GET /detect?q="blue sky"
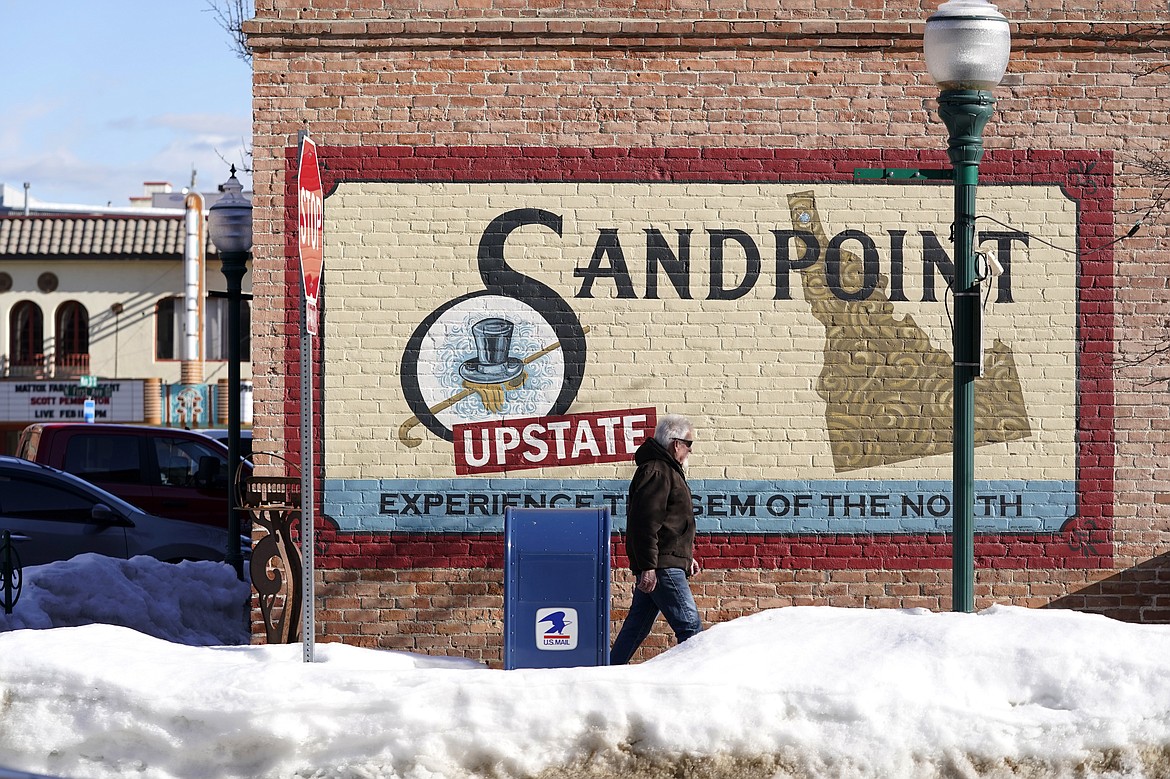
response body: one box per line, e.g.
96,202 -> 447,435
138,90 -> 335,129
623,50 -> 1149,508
2,1 -> 252,207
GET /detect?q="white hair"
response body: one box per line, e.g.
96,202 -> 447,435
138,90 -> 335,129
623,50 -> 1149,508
654,414 -> 694,447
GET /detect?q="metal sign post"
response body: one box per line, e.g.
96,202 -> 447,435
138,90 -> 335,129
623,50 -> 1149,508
299,299 -> 315,663
297,130 -> 324,662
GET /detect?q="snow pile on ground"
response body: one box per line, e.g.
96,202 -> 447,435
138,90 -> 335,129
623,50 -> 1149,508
1,555 -> 1169,778
0,553 -> 249,645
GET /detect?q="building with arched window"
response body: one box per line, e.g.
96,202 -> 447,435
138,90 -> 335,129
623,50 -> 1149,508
54,300 -> 89,376
0,207 -> 253,453
7,299 -> 43,375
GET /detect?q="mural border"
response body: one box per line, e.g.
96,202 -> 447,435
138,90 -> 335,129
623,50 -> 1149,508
280,146 -> 1115,570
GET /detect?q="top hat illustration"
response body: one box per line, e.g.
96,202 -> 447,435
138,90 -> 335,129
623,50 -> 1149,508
459,317 -> 525,384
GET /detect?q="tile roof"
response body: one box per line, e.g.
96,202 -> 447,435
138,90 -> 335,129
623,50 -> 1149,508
0,214 -> 216,259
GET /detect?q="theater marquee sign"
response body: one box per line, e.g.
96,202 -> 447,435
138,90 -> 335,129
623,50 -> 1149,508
301,148 -> 1113,568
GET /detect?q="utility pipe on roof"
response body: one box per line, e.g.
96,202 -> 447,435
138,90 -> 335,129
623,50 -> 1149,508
181,192 -> 205,384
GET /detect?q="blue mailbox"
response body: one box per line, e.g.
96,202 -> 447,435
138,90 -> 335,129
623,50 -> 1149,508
503,507 -> 611,670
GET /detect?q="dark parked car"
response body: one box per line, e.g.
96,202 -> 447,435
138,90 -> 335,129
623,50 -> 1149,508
14,423 -> 251,530
196,429 -> 254,461
0,456 -> 237,568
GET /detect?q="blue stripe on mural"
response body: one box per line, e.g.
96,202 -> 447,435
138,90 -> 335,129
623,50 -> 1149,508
323,478 -> 1076,534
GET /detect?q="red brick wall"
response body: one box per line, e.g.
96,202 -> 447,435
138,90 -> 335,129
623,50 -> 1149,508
246,3 -> 1170,665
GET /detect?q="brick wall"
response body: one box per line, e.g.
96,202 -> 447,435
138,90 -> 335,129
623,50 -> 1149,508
246,2 -> 1170,666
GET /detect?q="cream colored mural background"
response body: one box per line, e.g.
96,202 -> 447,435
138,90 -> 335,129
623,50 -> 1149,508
322,182 -> 1077,484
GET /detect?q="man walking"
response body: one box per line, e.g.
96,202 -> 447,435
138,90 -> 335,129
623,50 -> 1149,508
610,413 -> 702,665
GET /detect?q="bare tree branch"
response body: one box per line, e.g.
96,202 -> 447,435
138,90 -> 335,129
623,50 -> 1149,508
1121,155 -> 1170,228
216,144 -> 254,176
205,0 -> 253,64
1118,314 -> 1170,389
204,1 -> 254,172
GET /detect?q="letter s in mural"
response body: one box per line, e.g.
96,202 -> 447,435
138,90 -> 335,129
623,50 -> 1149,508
398,209 -> 587,447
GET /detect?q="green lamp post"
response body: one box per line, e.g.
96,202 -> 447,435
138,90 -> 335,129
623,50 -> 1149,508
924,0 -> 1011,612
207,166 -> 253,580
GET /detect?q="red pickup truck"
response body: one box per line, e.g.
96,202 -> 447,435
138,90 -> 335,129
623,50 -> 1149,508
14,423 -> 250,529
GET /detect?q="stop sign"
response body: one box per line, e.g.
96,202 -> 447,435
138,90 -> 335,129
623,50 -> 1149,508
297,134 -> 324,334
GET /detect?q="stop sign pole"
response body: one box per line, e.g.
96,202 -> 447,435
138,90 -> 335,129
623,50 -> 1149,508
297,130 -> 323,663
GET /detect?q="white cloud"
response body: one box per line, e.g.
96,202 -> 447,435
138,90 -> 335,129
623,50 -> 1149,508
150,134 -> 253,193
0,149 -> 120,204
0,100 -> 61,154
2,4 -> 252,207
2,121 -> 252,206
150,112 -> 251,135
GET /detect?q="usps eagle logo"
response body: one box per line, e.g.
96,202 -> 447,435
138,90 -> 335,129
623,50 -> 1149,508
535,608 -> 578,651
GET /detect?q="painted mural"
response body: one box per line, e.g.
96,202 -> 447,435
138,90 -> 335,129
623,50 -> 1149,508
297,148 -> 1113,568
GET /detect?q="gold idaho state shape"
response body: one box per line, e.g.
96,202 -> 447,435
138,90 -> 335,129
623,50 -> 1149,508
786,191 -> 1032,473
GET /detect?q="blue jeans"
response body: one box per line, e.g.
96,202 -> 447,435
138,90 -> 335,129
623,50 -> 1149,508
610,567 -> 702,665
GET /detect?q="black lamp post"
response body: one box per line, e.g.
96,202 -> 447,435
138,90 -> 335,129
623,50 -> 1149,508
924,0 -> 1011,612
207,165 -> 252,580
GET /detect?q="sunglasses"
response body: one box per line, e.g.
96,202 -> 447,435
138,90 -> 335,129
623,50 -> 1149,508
674,438 -> 693,449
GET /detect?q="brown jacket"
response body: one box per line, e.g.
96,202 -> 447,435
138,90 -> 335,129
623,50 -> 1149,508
625,437 -> 695,572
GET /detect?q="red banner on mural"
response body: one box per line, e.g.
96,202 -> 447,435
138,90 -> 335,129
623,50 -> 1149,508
454,407 -> 657,475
